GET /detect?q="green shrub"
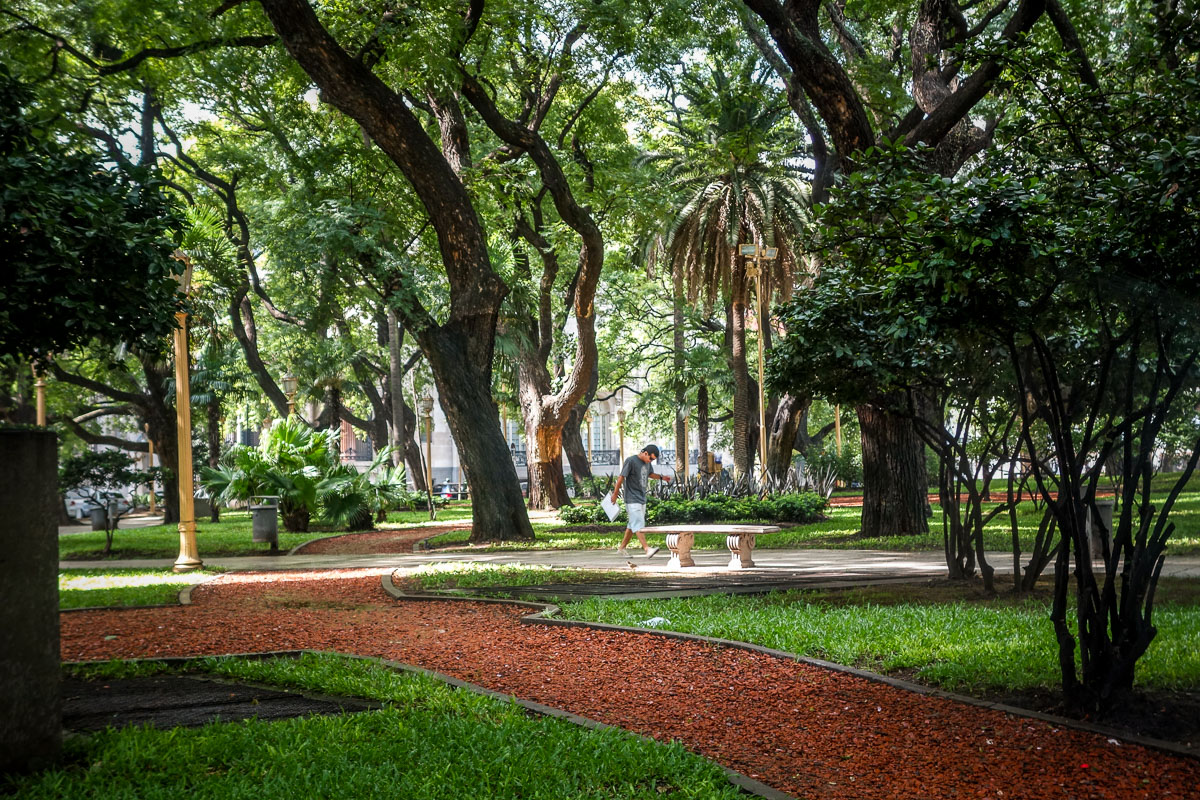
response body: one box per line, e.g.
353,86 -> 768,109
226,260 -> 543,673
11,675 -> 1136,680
558,503 -> 624,525
647,492 -> 825,524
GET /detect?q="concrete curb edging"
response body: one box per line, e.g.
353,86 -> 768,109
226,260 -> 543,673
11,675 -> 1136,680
65,649 -> 788,800
382,571 -> 1200,764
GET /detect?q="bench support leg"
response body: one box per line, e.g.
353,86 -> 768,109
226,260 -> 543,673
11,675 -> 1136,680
726,533 -> 756,569
665,532 -> 696,569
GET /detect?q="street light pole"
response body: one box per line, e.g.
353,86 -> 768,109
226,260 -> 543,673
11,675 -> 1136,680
32,364 -> 46,426
584,409 -> 593,466
171,251 -> 202,573
739,243 -> 778,483
282,373 -> 299,417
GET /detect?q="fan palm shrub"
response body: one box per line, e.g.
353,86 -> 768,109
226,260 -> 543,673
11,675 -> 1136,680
201,416 -> 336,532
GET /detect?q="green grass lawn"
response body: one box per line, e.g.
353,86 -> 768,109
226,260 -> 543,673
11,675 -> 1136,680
58,568 -> 222,609
422,494 -> 1200,557
5,653 -> 743,800
58,488 -> 1200,560
57,506 -> 474,561
556,578 -> 1200,695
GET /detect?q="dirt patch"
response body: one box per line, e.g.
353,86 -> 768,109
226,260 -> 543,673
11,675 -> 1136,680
988,686 -> 1200,747
62,673 -> 380,731
292,524 -> 469,555
60,570 -> 1200,799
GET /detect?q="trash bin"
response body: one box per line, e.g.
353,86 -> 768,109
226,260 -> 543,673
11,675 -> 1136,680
89,506 -> 107,531
250,496 -> 279,548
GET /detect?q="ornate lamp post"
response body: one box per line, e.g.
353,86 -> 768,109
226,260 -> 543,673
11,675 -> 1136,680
584,409 -> 593,466
281,373 -> 299,417
738,243 -> 778,480
145,423 -> 156,514
171,250 -> 202,572
32,364 -> 46,426
419,392 -> 435,517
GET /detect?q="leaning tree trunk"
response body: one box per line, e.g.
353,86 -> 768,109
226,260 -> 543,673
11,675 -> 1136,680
563,405 -> 593,483
425,327 -> 535,543
400,400 -> 427,492
765,393 -> 809,481
857,403 -> 929,537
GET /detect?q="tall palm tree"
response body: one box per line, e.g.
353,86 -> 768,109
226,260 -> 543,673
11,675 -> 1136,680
644,58 -> 810,478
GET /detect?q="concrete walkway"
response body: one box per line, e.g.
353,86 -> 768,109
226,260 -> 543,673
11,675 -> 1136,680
60,545 -> 1200,581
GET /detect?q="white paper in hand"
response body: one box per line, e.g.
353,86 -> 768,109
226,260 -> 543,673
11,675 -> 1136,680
600,494 -> 620,522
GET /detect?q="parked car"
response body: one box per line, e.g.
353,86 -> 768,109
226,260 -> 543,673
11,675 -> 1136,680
64,490 -> 131,520
436,482 -> 470,501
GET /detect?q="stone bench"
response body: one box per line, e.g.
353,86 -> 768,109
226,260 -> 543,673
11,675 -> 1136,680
639,524 -> 782,570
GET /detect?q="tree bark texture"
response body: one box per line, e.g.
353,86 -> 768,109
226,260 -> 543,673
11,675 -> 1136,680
857,403 -> 929,537
697,382 -> 710,472
730,291 -> 751,478
387,308 -> 405,467
563,404 -> 593,482
426,326 -> 535,542
765,393 -> 808,480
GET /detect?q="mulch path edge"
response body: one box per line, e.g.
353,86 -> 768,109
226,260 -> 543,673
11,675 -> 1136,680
380,572 -> 1200,764
63,648 -> 791,800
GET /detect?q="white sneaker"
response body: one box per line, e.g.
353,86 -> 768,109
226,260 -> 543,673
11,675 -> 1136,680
617,548 -> 629,558
645,546 -> 660,559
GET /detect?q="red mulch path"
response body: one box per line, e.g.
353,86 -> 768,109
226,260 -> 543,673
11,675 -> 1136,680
292,523 -> 468,555
61,570 -> 1199,799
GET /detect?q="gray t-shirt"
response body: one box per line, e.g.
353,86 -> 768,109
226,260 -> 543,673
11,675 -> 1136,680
620,455 -> 652,504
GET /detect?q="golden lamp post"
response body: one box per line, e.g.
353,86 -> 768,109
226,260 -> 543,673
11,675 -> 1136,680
144,423 -> 156,514
584,409 -> 593,466
171,250 -> 202,573
739,243 -> 778,481
281,373 -> 299,417
32,364 -> 46,426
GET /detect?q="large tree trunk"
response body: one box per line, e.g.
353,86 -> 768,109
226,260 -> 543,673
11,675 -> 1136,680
261,0 -> 534,542
765,393 -> 809,481
425,327 -> 534,543
730,295 -> 752,478
697,382 -> 710,472
858,403 -> 929,537
400,400 -> 427,492
519,352 -> 572,510
524,409 -> 571,509
387,308 -> 405,467
563,405 -> 592,482
145,409 -> 179,525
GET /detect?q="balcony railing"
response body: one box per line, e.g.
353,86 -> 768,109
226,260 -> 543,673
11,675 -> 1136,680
509,449 -> 620,466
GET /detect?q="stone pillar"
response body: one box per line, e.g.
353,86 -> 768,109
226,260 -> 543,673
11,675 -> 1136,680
0,429 -> 61,772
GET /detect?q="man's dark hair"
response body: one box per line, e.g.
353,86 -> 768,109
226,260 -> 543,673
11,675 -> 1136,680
642,444 -> 660,459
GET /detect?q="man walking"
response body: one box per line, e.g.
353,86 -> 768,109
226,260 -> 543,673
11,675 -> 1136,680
611,444 -> 671,558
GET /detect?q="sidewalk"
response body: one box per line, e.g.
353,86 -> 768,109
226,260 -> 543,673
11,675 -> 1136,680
60,546 -> 1200,581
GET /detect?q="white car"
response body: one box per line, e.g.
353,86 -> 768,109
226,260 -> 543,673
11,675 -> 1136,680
64,490 -> 131,520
